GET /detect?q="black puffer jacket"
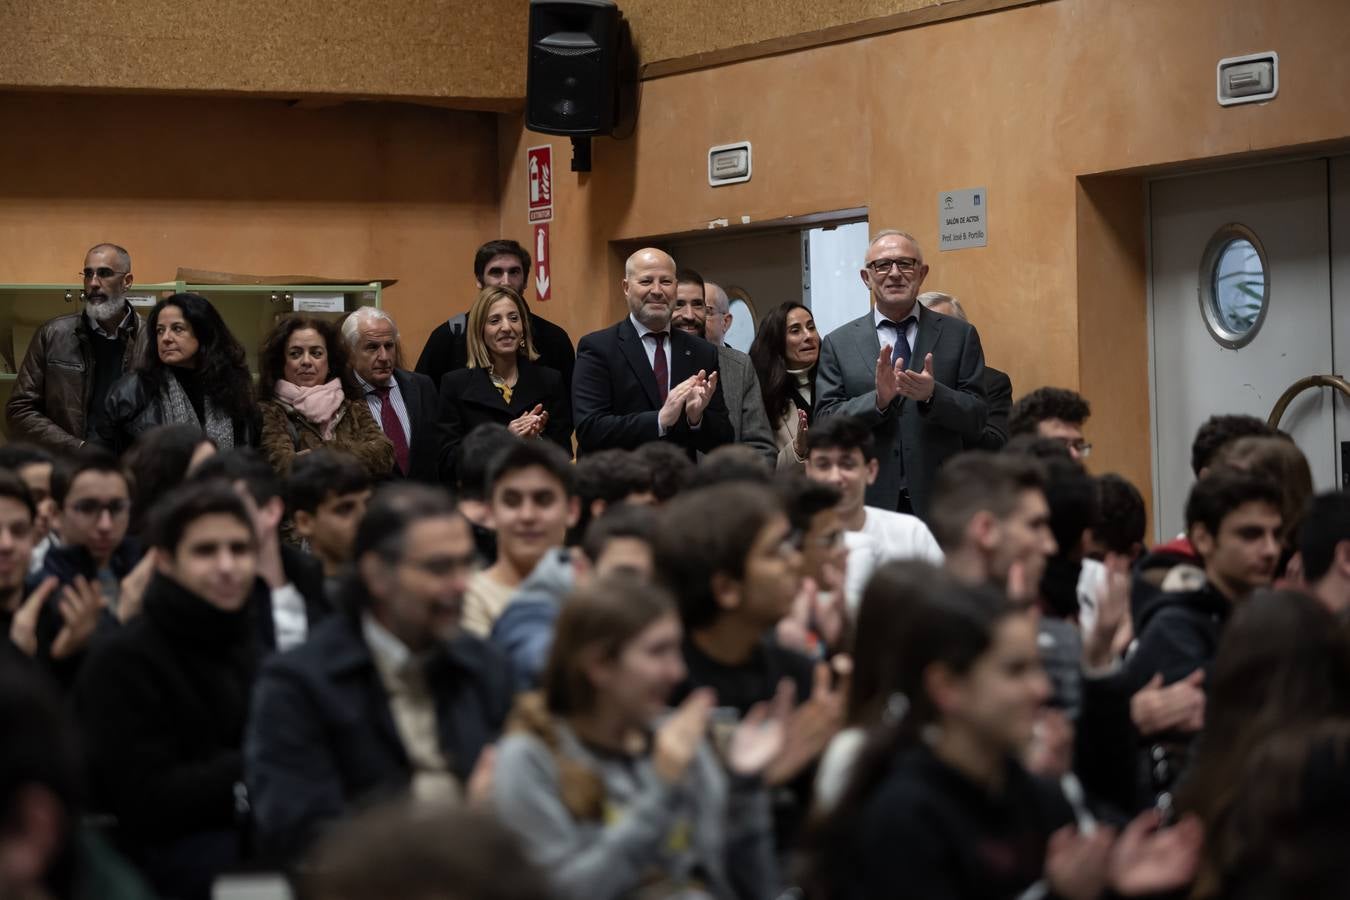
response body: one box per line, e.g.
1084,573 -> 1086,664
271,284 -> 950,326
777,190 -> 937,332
73,573 -> 257,900
98,369 -> 259,456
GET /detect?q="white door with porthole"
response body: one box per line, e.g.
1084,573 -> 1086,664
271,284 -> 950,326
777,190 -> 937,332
1149,158 -> 1348,539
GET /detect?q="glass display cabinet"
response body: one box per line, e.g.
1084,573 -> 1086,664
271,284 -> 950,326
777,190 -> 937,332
0,278 -> 385,441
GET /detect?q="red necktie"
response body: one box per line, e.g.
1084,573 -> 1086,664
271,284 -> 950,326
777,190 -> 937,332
652,333 -> 669,404
375,385 -> 410,475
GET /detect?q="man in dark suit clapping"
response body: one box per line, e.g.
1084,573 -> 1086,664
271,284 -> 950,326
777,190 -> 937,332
345,308 -> 441,483
572,248 -> 733,458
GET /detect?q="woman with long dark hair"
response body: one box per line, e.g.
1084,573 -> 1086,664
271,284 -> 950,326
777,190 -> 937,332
1178,589 -> 1350,898
257,316 -> 393,477
749,302 -> 819,470
814,560 -> 949,809
799,583 -> 1203,900
492,575 -> 791,900
100,293 -> 258,454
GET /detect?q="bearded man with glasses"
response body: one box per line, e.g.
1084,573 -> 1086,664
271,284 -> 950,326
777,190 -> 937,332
815,229 -> 989,521
7,243 -> 147,452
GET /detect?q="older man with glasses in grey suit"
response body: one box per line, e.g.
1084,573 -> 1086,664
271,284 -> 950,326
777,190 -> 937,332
814,230 -> 988,520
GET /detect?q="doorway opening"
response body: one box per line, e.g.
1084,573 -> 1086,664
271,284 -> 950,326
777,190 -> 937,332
615,207 -> 868,352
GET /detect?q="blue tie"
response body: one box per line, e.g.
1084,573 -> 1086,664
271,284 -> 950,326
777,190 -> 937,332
884,317 -> 916,369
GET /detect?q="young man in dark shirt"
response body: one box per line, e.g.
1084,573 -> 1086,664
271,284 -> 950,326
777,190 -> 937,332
655,482 -> 844,854
415,239 -> 575,393
74,482 -> 260,900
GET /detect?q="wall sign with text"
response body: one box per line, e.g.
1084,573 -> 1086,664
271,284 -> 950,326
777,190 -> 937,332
938,187 -> 988,250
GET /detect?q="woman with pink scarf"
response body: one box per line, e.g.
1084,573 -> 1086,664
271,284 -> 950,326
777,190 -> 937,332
258,317 -> 393,477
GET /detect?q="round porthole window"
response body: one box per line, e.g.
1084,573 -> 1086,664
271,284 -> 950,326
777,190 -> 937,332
1199,224 -> 1269,349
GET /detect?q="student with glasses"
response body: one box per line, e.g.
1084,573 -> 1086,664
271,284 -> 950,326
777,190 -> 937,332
19,450 -> 142,686
6,243 -> 148,453
815,229 -> 989,521
1009,386 -> 1094,462
656,482 -> 848,858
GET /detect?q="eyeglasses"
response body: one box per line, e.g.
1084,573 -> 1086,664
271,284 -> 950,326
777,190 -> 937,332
866,258 -> 921,275
68,499 -> 130,520
1058,439 -> 1093,458
81,267 -> 127,281
401,552 -> 480,577
775,529 -> 806,559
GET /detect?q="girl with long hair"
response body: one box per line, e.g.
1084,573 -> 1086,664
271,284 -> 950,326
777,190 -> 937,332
1178,589 -> 1350,898
799,583 -> 1202,900
749,302 -> 819,470
492,575 -> 792,900
100,292 -> 257,454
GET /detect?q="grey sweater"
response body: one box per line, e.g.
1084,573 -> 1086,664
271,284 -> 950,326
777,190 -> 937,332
492,722 -> 777,900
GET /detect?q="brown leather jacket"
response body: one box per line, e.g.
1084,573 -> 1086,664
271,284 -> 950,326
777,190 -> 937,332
258,396 -> 394,477
5,308 -> 144,452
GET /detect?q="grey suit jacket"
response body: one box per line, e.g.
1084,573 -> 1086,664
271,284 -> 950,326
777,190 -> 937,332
815,308 -> 988,520
716,345 -> 779,464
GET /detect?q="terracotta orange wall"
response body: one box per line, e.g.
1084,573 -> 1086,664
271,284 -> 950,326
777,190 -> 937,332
0,92 -> 500,360
499,0 -> 1350,520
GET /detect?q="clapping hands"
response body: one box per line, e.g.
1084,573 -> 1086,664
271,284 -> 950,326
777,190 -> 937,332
658,370 -> 719,430
875,347 -> 936,409
508,404 -> 550,439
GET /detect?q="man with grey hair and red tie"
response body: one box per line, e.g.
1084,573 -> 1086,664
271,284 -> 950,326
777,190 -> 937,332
343,307 -> 442,482
815,230 -> 988,520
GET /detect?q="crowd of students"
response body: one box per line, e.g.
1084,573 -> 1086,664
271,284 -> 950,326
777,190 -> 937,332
1,239 -> 1348,900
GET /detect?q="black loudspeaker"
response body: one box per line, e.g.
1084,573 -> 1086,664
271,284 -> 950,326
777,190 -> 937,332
526,0 -> 621,138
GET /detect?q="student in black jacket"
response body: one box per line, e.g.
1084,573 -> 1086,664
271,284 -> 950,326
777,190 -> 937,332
24,451 -> 142,687
191,449 -> 329,652
800,580 -> 1202,900
246,484 -> 514,865
73,481 -> 261,900
1083,468 -> 1283,811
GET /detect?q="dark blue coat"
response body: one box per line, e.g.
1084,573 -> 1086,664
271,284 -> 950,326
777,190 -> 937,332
245,612 -> 515,862
571,317 -> 733,457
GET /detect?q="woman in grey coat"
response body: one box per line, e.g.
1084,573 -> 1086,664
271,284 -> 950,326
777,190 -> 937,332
492,576 -> 793,900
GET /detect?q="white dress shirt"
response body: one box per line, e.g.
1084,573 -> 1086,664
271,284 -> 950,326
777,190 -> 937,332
873,303 -> 921,367
270,583 -> 309,651
628,313 -> 672,396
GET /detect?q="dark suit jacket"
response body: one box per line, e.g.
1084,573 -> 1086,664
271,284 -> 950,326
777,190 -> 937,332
435,359 -> 573,481
815,308 -> 987,520
245,613 -> 516,863
415,311 -> 575,395
572,318 -> 733,457
972,365 -> 1013,451
388,369 -> 442,483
